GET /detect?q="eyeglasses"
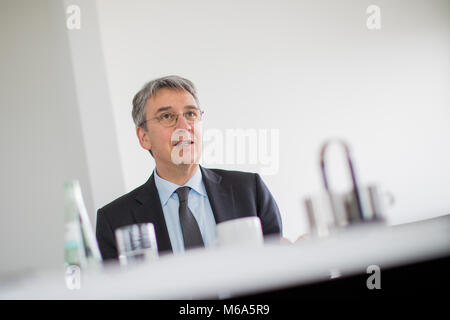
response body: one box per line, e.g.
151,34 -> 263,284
140,108 -> 204,128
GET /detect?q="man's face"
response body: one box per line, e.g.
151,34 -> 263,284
137,88 -> 203,167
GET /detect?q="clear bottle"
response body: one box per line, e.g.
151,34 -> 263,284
63,180 -> 102,288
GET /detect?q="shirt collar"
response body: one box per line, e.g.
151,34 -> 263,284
154,166 -> 207,207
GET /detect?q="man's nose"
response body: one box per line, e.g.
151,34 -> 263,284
175,114 -> 192,131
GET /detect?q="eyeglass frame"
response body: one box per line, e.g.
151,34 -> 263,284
138,108 -> 205,128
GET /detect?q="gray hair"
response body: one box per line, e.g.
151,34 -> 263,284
132,75 -> 200,131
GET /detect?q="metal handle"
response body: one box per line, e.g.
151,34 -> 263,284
319,139 -> 366,223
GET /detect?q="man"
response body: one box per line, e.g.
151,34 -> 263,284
96,75 -> 282,261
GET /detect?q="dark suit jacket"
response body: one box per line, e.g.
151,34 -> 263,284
96,166 -> 282,260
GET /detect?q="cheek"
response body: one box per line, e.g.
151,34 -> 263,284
193,124 -> 203,139
149,130 -> 172,149
194,128 -> 203,151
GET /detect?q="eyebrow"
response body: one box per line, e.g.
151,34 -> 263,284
154,106 -> 173,114
154,105 -> 199,114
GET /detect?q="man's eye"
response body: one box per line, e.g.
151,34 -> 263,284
186,111 -> 197,118
160,113 -> 173,120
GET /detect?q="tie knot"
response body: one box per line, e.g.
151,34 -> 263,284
175,186 -> 191,203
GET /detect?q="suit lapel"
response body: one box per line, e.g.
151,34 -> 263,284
131,173 -> 173,253
200,166 -> 237,223
130,167 -> 235,253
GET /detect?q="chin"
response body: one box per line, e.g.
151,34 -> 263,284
170,145 -> 201,165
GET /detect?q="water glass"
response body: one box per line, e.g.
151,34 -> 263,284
115,223 -> 158,266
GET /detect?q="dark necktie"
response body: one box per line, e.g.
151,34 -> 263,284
175,186 -> 204,249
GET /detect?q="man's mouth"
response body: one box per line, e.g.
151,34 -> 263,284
173,140 -> 194,147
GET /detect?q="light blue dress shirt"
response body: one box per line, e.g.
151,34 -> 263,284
154,167 -> 217,253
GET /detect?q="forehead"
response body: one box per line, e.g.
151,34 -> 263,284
145,88 -> 197,114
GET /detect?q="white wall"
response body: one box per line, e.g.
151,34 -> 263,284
0,0 -> 94,276
0,0 -> 125,277
63,0 -> 126,213
95,0 -> 450,240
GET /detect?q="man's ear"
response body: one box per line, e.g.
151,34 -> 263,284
136,126 -> 152,151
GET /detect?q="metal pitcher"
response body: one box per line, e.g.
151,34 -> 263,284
304,139 -> 389,237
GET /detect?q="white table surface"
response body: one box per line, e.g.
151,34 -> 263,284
1,214 -> 449,299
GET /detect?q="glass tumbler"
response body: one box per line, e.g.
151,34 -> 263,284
115,223 -> 158,266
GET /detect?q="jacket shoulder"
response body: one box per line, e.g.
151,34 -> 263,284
98,183 -> 145,214
203,167 -> 257,183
